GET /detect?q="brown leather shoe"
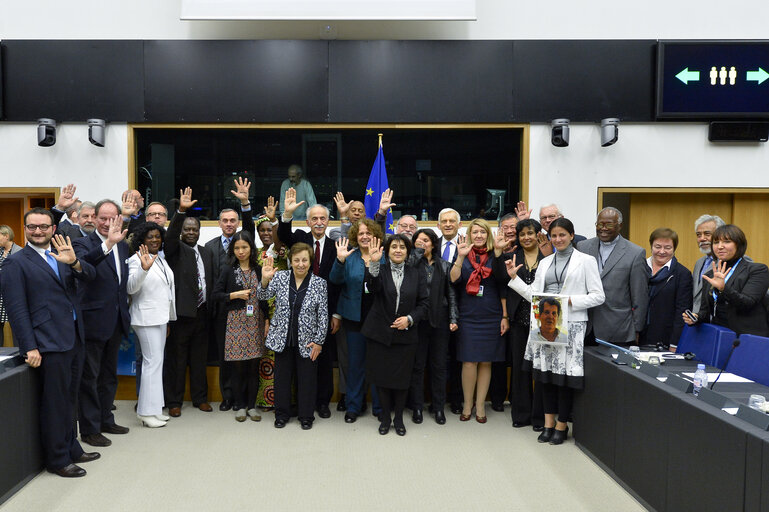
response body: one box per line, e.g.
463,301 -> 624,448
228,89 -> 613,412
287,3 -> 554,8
76,452 -> 101,463
169,407 -> 182,417
196,402 -> 213,412
49,464 -> 86,478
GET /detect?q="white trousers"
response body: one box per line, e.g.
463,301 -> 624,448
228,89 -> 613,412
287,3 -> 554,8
133,324 -> 167,416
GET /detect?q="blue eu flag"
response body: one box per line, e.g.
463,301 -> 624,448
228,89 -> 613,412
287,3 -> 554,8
364,142 -> 395,234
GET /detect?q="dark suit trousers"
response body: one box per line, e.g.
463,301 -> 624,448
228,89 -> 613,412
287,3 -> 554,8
214,314 -> 233,401
410,320 -> 449,411
79,323 -> 121,435
165,305 -> 209,408
490,336 -> 513,406
315,325 -> 336,408
275,346 -> 317,422
447,330 -> 463,407
42,340 -> 85,470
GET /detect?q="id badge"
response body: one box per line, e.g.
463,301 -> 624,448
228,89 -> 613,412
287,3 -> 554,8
477,285 -> 484,297
246,305 -> 254,317
364,282 -> 370,294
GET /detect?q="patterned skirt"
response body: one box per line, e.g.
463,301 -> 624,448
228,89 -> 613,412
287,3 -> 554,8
225,308 -> 266,361
522,321 -> 586,390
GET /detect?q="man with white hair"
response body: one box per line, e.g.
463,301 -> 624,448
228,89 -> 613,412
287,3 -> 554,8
395,215 -> 418,239
692,214 -> 726,312
538,203 -> 586,243
278,164 -> 316,220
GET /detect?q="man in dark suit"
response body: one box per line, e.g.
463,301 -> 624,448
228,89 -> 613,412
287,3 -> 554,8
277,187 -> 341,419
692,214 -> 725,313
436,207 -> 465,415
73,199 -> 132,447
164,187 -> 215,416
203,177 -> 254,411
577,207 -> 649,345
1,208 -> 100,477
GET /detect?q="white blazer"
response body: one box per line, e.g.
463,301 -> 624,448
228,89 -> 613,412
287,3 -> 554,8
508,248 -> 605,322
127,253 -> 177,326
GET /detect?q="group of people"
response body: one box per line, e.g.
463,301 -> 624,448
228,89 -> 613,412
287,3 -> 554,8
2,175 -> 768,478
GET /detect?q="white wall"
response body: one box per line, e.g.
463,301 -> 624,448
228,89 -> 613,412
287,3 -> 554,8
1,0 -> 768,40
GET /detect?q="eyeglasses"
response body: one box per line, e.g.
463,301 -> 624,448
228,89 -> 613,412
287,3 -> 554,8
540,214 -> 559,221
146,212 -> 167,218
25,224 -> 52,231
595,223 -> 618,229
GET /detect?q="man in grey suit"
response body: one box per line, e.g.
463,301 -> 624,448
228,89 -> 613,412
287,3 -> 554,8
577,207 -> 648,345
691,214 -> 726,313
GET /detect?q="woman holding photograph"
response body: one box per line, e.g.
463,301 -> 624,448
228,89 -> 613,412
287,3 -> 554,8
505,218 -> 604,445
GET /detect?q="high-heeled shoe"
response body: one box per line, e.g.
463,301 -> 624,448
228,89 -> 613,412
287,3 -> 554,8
550,426 -> 569,445
475,414 -> 487,424
155,413 -> 171,421
537,427 -> 555,443
138,415 -> 167,428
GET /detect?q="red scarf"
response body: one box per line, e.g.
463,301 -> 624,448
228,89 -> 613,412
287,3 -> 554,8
466,246 -> 492,296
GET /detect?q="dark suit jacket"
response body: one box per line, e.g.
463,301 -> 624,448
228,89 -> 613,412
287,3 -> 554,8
408,248 -> 458,328
277,218 -> 340,316
164,211 -> 214,318
203,206 -> 255,317
641,258 -> 693,346
73,232 -> 131,341
437,236 -> 459,264
49,207 -> 84,240
697,259 -> 769,337
499,247 -> 546,322
361,262 -> 429,346
1,245 -> 94,355
211,265 -> 267,315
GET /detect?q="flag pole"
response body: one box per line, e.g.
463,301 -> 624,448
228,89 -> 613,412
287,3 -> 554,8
378,133 -> 383,148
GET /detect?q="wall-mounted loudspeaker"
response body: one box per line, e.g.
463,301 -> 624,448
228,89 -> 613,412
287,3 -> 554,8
708,122 -> 769,142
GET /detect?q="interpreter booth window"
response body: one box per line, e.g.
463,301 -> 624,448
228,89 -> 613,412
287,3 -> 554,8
134,128 -> 523,222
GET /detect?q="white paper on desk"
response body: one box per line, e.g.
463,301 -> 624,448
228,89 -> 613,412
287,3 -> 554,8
682,372 -> 753,384
0,355 -> 15,363
722,407 -> 739,415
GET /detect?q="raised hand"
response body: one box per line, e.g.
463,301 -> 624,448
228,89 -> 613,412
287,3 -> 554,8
493,229 -> 509,254
179,187 -> 197,212
537,232 -> 553,256
121,191 -> 139,217
703,260 -> 729,291
334,192 -> 351,219
56,184 -> 79,211
50,234 -> 77,265
456,234 -> 471,258
283,187 -> 305,218
505,256 -> 523,279
378,188 -> 396,216
263,196 -> 277,221
137,244 -> 158,271
335,237 -> 357,263
514,201 -> 532,221
106,215 -> 128,250
369,237 -> 384,262
261,254 -> 277,282
230,176 -> 251,205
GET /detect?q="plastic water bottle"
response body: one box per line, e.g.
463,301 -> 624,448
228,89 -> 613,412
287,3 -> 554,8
421,209 -> 428,221
693,364 -> 708,396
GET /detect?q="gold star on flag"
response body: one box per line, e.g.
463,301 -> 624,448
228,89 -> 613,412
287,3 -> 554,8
389,222 -> 397,232
366,188 -> 374,196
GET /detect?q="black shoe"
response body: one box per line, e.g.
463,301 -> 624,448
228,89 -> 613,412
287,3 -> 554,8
317,404 -> 331,418
300,419 -> 313,430
394,423 -> 406,436
336,396 -> 347,411
378,422 -> 391,435
49,463 -> 86,478
76,452 -> 101,463
491,403 -> 505,412
101,423 -> 129,435
532,425 -> 544,432
219,400 -> 233,412
82,433 -> 112,447
412,409 -> 423,424
537,427 -> 555,443
513,421 -> 531,428
344,413 -> 357,424
450,403 -> 462,415
550,427 -> 569,445
434,410 -> 446,425
274,418 -> 287,428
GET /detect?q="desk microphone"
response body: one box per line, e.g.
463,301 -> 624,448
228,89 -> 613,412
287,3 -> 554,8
710,339 -> 740,390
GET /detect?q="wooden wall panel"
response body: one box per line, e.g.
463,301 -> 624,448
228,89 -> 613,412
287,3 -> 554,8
628,193 -> 733,271
732,193 -> 769,266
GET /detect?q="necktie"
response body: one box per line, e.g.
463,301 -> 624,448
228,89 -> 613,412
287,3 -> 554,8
44,250 -> 61,280
195,254 -> 205,308
222,237 -> 230,253
441,241 -> 452,261
313,241 -> 321,275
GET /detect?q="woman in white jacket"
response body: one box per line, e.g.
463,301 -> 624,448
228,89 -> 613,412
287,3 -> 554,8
506,218 -> 604,445
127,222 -> 176,428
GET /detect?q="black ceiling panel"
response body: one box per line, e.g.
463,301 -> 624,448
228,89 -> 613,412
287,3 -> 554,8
329,41 -> 514,123
1,40 -> 144,122
143,40 -> 328,122
512,40 -> 656,122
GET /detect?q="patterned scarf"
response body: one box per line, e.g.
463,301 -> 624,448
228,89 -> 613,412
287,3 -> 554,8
466,246 -> 492,296
390,261 -> 406,310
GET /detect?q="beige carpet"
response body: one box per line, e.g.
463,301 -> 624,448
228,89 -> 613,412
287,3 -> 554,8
2,401 -> 644,512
